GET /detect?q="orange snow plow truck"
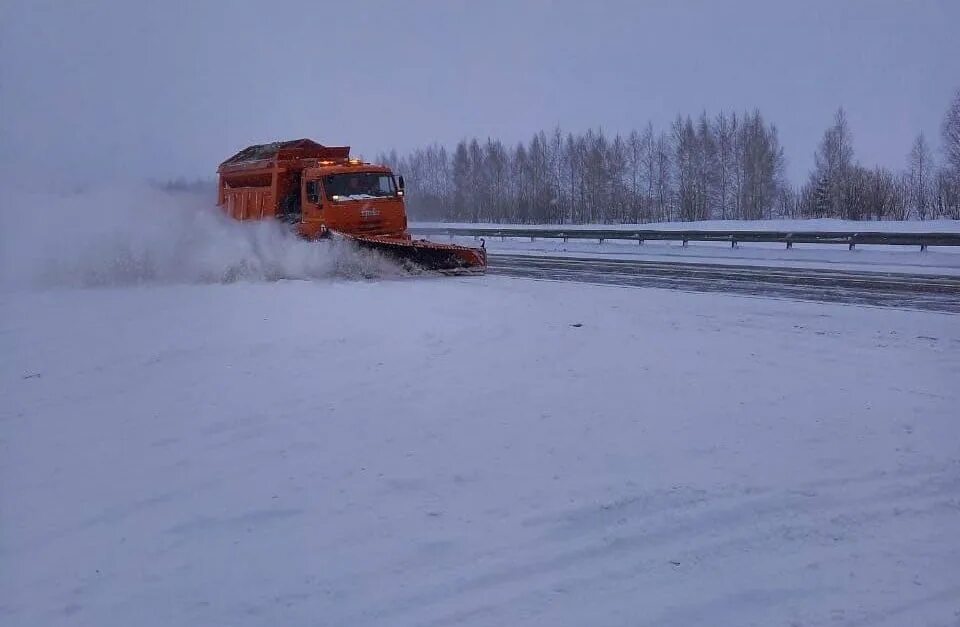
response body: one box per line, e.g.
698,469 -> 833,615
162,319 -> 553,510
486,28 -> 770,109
217,138 -> 486,272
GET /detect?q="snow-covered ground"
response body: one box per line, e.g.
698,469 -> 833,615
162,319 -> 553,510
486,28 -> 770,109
3,277 -> 959,627
413,219 -> 960,276
2,190 -> 959,626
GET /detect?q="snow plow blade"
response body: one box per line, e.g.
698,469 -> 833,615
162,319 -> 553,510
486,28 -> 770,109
348,234 -> 486,273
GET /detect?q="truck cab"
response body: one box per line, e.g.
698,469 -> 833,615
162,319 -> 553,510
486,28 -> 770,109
297,161 -> 408,239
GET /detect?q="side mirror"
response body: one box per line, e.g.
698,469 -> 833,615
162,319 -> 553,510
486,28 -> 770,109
397,175 -> 405,191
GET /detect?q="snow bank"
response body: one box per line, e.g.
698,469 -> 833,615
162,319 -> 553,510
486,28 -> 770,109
414,218 -> 960,233
2,278 -> 958,626
0,186 -> 402,289
452,235 -> 960,275
414,219 -> 960,275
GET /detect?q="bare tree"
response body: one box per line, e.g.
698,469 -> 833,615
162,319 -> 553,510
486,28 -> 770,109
943,88 -> 960,182
639,122 -> 657,222
549,126 -> 564,223
608,133 -> 629,222
697,112 -> 719,219
654,132 -> 672,221
738,111 -> 785,219
907,133 -> 934,219
511,141 -> 529,223
888,173 -> 910,220
714,111 -> 733,220
866,166 -> 896,221
451,140 -> 471,221
626,129 -> 643,222
811,107 -> 855,218
673,115 -> 698,221
730,112 -> 743,218
939,89 -> 960,219
934,169 -> 960,219
529,131 -> 552,223
796,180 -> 817,218
777,186 -> 795,218
842,166 -> 871,221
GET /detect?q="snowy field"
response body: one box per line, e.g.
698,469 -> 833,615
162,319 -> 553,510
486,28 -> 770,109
2,189 -> 960,626
3,278 -> 960,627
413,219 -> 960,276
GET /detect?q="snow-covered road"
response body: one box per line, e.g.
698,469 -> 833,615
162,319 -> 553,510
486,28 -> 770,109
488,254 -> 960,313
2,276 -> 958,627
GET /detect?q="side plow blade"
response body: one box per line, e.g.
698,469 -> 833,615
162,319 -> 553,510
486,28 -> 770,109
348,234 -> 487,274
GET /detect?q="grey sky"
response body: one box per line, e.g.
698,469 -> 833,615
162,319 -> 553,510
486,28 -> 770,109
2,0 -> 958,187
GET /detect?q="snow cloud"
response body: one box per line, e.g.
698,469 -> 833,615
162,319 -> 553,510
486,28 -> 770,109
0,185 -> 404,289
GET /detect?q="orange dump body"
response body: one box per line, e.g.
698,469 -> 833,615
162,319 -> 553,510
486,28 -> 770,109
216,139 -> 485,271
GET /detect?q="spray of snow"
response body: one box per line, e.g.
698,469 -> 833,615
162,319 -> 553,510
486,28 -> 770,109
0,185 -> 406,289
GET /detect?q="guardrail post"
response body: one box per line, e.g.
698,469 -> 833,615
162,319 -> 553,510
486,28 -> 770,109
786,240 -> 793,249
731,240 -> 738,249
638,238 -> 643,246
682,239 -> 688,247
920,243 -> 927,252
599,238 -> 604,245
848,239 -> 856,251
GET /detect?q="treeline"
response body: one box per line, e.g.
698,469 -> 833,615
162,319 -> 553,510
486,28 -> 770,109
156,177 -> 216,194
797,107 -> 959,221
379,90 -> 960,223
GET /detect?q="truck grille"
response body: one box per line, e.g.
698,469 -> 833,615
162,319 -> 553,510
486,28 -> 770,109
355,219 -> 385,233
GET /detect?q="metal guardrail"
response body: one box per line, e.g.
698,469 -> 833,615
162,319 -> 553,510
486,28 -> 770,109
409,226 -> 960,251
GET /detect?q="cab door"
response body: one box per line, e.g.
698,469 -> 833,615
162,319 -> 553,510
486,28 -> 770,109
300,178 -> 326,237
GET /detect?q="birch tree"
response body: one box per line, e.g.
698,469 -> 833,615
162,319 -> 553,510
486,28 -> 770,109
907,133 -> 933,219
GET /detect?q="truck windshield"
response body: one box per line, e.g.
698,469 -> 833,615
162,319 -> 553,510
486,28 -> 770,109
324,173 -> 397,200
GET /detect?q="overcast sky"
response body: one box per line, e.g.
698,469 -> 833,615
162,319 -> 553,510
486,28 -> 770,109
2,0 -> 958,187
